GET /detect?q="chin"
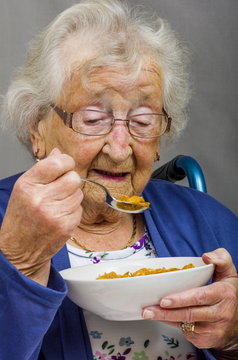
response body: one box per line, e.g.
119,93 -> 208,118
82,184 -> 106,204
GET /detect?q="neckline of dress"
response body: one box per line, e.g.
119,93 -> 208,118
67,231 -> 149,260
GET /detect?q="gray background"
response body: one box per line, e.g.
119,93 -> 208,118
0,0 -> 237,214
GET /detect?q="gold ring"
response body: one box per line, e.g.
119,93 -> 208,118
181,321 -> 195,333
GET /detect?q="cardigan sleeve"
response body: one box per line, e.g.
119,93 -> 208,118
0,251 -> 67,359
0,173 -> 67,359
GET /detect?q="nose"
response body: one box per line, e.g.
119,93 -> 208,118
102,120 -> 133,162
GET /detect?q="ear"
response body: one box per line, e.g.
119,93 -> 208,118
154,142 -> 161,162
30,122 -> 46,159
155,151 -> 160,162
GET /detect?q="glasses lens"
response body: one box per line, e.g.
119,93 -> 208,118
72,110 -> 112,135
129,114 -> 167,137
71,109 -> 168,137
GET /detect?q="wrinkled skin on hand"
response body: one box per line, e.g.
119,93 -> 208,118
0,149 -> 83,286
142,248 -> 238,350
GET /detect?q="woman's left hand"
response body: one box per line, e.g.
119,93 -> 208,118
142,248 -> 238,349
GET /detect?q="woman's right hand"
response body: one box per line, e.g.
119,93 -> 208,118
0,148 -> 83,286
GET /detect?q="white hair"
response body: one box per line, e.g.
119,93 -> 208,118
1,0 -> 190,151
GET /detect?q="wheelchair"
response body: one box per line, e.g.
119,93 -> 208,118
152,155 -> 207,193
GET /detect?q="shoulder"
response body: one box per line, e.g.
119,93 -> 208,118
144,179 -> 237,221
0,173 -> 23,223
144,179 -> 238,262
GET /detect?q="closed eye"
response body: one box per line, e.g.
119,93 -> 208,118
129,114 -> 154,126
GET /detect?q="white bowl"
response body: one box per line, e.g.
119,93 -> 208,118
60,257 -> 214,321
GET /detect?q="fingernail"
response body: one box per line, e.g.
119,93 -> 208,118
203,252 -> 213,259
142,309 -> 154,319
203,252 -> 217,263
203,253 -> 211,260
160,299 -> 172,307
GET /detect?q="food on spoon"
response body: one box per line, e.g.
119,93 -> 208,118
97,264 -> 195,279
117,195 -> 150,210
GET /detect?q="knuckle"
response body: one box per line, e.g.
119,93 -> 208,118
33,199 -> 61,228
217,247 -> 230,257
216,248 -> 232,264
13,176 -> 26,194
76,188 -> 84,202
185,307 -> 194,322
47,156 -> 66,172
67,171 -> 81,187
35,203 -> 52,223
55,219 -> 68,235
220,308 -> 235,323
220,313 -> 230,323
225,283 -> 237,301
209,306 -> 220,322
218,282 -> 237,305
196,288 -> 208,305
57,217 -> 77,237
32,196 -> 43,212
72,209 -> 83,227
61,153 -> 75,164
30,187 -> 45,207
216,281 -> 231,296
60,153 -> 76,170
46,153 -> 74,173
160,310 -> 168,321
51,215 -> 74,239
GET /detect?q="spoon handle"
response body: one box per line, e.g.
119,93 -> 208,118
80,177 -> 114,203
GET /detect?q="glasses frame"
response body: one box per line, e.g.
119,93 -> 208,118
50,103 -> 171,138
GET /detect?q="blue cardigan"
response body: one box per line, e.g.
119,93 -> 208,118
0,173 -> 237,360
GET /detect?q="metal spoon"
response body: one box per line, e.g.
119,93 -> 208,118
81,177 -> 150,214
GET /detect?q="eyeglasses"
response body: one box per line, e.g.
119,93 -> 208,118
50,104 -> 171,138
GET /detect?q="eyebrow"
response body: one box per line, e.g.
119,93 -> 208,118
88,88 -> 154,108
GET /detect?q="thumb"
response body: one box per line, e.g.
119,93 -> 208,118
28,147 -> 75,184
202,248 -> 237,281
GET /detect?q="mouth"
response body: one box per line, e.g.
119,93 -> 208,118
93,169 -> 130,181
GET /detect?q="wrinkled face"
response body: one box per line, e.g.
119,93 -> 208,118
33,66 -> 164,207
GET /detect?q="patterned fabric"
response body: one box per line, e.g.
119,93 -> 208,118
67,230 -> 156,265
85,313 -> 196,360
67,232 -> 196,360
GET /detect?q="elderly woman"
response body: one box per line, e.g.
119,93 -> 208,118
0,0 -> 238,359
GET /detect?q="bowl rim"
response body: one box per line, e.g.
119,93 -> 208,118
60,257 -> 215,283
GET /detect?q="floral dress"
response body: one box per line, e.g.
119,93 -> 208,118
67,232 -> 196,360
